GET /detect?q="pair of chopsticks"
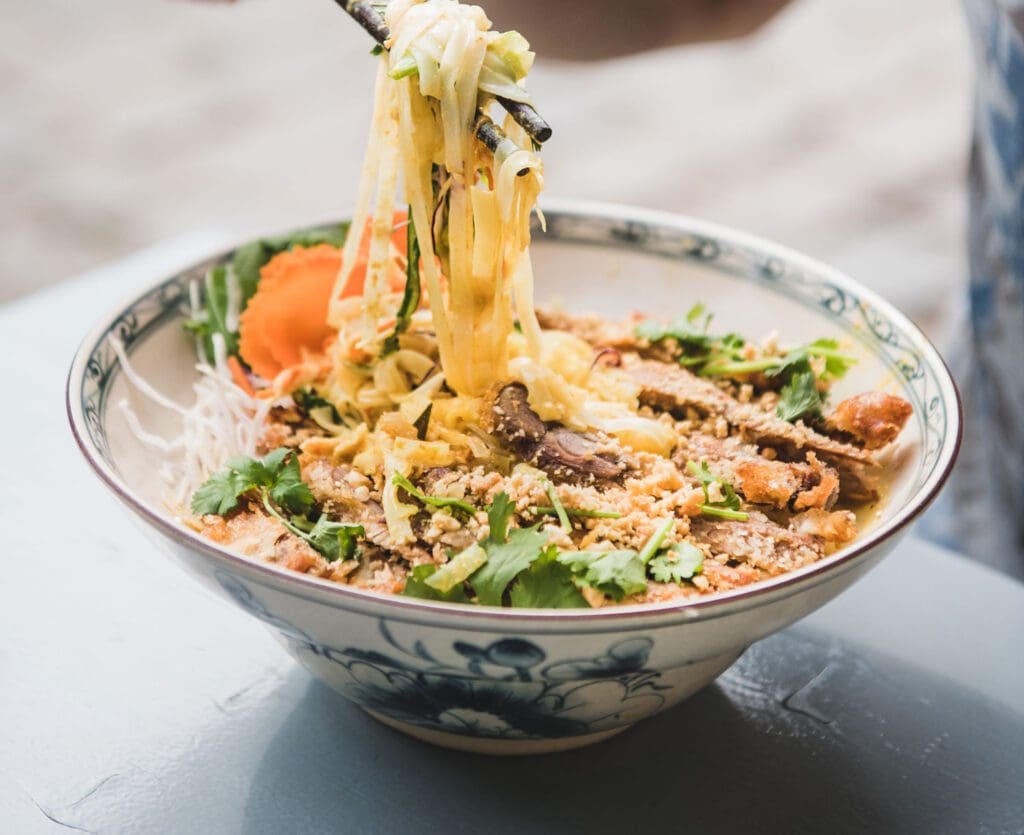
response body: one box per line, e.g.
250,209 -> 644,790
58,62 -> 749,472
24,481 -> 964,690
335,0 -> 552,158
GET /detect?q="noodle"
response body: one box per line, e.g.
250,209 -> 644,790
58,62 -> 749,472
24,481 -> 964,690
328,0 -> 544,396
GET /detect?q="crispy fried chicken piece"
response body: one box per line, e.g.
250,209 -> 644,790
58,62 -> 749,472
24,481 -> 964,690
674,434 -> 840,511
734,452 -> 840,511
789,508 -> 858,546
825,391 -> 913,449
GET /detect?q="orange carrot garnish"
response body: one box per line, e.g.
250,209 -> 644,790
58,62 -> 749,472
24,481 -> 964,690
238,212 -> 409,382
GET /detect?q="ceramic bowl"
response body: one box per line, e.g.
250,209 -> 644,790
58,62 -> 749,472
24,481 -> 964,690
68,202 -> 961,755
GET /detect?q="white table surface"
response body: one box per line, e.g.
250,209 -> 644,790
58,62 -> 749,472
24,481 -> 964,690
1,239 -> 1022,834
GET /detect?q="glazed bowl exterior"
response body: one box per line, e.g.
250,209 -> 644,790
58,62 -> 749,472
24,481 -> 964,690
67,202 -> 961,754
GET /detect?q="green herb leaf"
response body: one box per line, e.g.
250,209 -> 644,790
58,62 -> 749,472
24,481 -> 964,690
637,518 -> 675,564
486,492 -> 515,543
191,469 -> 247,516
402,564 -> 470,603
806,338 -> 856,380
388,54 -> 420,80
230,242 -> 270,304
545,482 -> 571,532
306,517 -> 364,562
509,547 -> 589,608
182,265 -> 237,364
262,223 -> 349,252
649,541 -> 704,583
391,471 -> 476,516
686,460 -> 749,521
699,506 -> 750,521
635,309 -> 714,350
382,210 -> 421,355
472,524 -> 549,606
268,453 -> 315,515
532,506 -> 622,520
191,448 -> 312,517
557,549 -> 647,600
293,388 -> 342,422
776,369 -> 824,423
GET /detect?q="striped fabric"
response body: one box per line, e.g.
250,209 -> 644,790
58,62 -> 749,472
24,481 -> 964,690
946,1 -> 1024,577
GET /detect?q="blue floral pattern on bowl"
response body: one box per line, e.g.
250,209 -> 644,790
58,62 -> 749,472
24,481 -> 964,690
216,570 -> 667,739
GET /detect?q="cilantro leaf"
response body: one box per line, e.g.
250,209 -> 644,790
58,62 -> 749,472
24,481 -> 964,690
776,369 -> 823,423
557,549 -> 648,600
402,564 -> 470,603
392,471 -> 476,516
510,547 -> 589,608
191,448 -> 299,516
306,517 -> 364,562
486,492 -> 515,543
649,542 -> 704,583
192,447 -> 365,562
190,470 -> 246,516
472,524 -> 549,606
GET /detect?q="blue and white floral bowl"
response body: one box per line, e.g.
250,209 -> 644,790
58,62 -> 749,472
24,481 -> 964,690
67,202 -> 961,754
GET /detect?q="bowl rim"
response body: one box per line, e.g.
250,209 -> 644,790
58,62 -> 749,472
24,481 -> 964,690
67,199 -> 963,625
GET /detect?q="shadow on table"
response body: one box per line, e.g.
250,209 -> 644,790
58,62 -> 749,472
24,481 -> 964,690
241,629 -> 1024,835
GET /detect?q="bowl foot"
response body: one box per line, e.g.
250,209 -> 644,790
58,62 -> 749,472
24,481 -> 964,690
363,708 -> 632,755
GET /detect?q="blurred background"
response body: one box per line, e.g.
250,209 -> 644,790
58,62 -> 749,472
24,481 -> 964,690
4,0 -> 969,347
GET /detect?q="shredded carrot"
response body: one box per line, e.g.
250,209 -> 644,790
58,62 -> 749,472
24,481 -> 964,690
227,355 -> 255,396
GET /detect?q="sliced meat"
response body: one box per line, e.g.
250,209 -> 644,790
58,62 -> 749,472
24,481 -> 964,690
627,357 -> 877,468
492,381 -> 547,452
534,427 -> 624,481
627,357 -> 733,417
691,511 -> 823,576
825,391 -> 913,449
730,405 -> 876,466
489,382 -> 626,482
